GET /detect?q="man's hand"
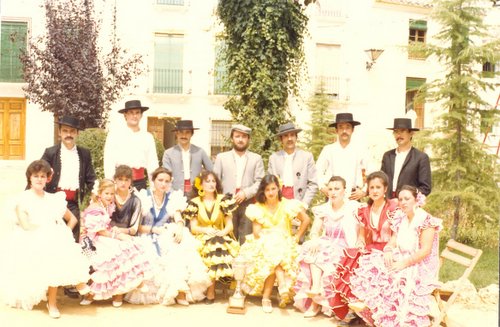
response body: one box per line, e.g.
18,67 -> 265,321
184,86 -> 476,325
234,190 -> 247,204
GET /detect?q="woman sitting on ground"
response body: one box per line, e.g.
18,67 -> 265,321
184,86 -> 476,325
239,174 -> 311,313
293,176 -> 359,319
125,167 -> 211,306
182,170 -> 240,304
350,185 -> 442,327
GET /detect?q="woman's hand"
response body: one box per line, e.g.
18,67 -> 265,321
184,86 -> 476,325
383,251 -> 393,267
204,227 -> 218,237
216,229 -> 227,237
390,259 -> 407,272
308,240 -> 320,257
174,223 -> 183,243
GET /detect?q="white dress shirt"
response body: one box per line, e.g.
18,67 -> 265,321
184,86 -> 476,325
316,141 -> 366,193
103,125 -> 158,179
392,148 -> 410,192
181,147 -> 191,180
233,149 -> 248,189
58,144 -> 80,190
282,151 -> 295,187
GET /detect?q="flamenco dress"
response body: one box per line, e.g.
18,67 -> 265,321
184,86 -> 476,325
0,191 -> 90,310
183,194 -> 240,284
350,208 -> 442,327
125,190 -> 211,305
81,203 -> 151,300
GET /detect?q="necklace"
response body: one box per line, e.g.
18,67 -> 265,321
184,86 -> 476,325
153,192 -> 165,208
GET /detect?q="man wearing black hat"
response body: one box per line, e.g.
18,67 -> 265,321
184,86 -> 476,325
381,118 -> 431,198
103,100 -> 158,190
268,122 -> 318,207
41,116 -> 96,298
162,120 -> 213,194
316,113 -> 367,200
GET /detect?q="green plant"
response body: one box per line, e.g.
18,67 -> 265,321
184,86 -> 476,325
217,0 -> 310,162
76,128 -> 107,180
415,0 -> 500,242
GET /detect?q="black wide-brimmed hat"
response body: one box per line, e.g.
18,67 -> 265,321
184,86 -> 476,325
276,122 -> 302,137
57,116 -> 82,130
172,120 -> 199,131
328,113 -> 361,128
118,100 -> 149,114
387,118 -> 420,131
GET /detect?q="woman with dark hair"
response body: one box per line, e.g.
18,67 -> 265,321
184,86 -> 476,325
350,185 -> 442,326
110,165 -> 142,235
125,167 -> 211,306
0,160 -> 90,318
356,171 -> 399,252
293,176 -> 360,319
239,174 -> 311,313
182,170 -> 239,304
323,171 -> 399,322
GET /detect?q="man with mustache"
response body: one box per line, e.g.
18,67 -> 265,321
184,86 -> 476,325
213,124 -> 264,244
103,100 -> 158,190
162,120 -> 213,194
316,113 -> 367,200
268,122 -> 318,206
381,118 -> 431,198
41,115 -> 96,298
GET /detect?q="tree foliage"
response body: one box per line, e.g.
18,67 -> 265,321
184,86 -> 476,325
21,0 -> 144,129
301,84 -> 335,160
418,0 -> 500,246
217,0 -> 309,161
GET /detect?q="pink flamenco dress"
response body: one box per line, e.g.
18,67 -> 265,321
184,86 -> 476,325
293,200 -> 359,316
328,199 -> 399,320
81,204 -> 151,300
0,191 -> 90,310
239,199 -> 304,303
350,207 -> 442,327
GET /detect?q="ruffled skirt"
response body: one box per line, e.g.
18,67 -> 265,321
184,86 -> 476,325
240,229 -> 297,298
87,235 -> 151,300
350,249 -> 439,327
195,233 -> 239,283
0,224 -> 90,310
293,236 -> 348,315
125,225 -> 211,305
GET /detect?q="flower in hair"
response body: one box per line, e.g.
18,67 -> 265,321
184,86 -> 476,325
194,176 -> 202,191
416,191 -> 426,207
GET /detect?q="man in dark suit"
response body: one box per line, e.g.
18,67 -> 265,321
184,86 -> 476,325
381,118 -> 431,198
41,116 -> 96,298
41,116 -> 96,240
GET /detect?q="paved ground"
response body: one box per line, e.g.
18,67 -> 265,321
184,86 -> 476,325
0,161 -> 498,327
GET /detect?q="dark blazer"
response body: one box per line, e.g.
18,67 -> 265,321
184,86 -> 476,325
381,146 -> 431,198
41,144 -> 96,203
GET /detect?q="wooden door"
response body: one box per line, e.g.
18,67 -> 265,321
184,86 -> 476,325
0,97 -> 25,159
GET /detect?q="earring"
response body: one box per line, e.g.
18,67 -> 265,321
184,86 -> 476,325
198,189 -> 205,197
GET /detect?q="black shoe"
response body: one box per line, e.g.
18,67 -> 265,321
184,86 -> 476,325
64,287 -> 80,299
204,298 -> 215,305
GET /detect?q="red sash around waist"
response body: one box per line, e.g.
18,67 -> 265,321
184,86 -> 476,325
132,167 -> 145,181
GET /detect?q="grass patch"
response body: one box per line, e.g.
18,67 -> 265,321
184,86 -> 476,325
439,242 -> 499,289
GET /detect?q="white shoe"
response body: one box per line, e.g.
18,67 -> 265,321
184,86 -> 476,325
304,305 -> 320,318
139,284 -> 149,293
262,299 -> 273,313
176,298 -> 189,306
76,284 -> 91,296
79,298 -> 93,306
112,300 -> 123,308
46,304 -> 61,319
